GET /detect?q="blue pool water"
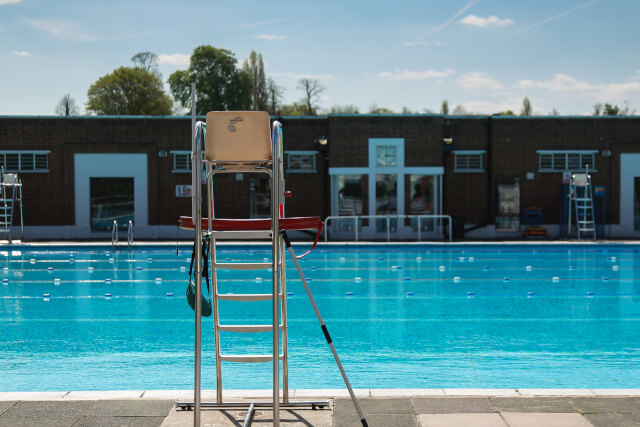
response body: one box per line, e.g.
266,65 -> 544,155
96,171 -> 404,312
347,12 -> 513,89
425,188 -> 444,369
1,243 -> 639,392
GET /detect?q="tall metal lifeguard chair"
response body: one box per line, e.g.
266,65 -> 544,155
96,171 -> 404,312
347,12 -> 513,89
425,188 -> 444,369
178,105 -> 367,426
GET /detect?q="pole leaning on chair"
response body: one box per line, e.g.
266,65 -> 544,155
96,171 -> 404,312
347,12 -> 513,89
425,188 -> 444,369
191,83 -> 203,427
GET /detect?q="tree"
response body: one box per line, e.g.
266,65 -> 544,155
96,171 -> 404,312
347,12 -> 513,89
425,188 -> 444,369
329,105 -> 360,114
368,103 -> 394,114
242,51 -> 267,111
168,45 -> 252,114
495,110 -> 515,116
297,78 -> 324,115
452,105 -> 467,115
593,102 -> 633,116
280,102 -> 307,116
550,108 -> 559,116
521,97 -> 532,116
265,77 -> 284,115
86,66 -> 172,115
441,99 -> 449,115
131,51 -> 159,73
55,94 -> 79,116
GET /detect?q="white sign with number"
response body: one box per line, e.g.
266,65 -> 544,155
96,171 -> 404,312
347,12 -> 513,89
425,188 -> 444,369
176,185 -> 192,198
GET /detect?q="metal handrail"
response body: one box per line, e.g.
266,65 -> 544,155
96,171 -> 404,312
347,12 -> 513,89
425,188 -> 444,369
111,220 -> 118,246
324,214 -> 453,242
127,220 -> 134,247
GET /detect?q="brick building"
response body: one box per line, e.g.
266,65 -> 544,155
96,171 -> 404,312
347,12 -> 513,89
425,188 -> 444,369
1,114 -> 639,240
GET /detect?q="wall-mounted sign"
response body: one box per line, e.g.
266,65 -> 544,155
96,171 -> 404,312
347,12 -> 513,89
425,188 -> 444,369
176,185 -> 192,198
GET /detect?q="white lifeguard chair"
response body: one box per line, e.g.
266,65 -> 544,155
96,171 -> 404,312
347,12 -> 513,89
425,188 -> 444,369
177,103 -> 367,426
0,170 -> 23,243
568,170 -> 596,240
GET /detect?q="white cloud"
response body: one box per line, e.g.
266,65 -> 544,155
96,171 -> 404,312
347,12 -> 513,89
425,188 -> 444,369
515,73 -> 595,92
25,18 -> 96,42
377,69 -> 455,80
158,53 -> 190,67
255,34 -> 285,41
272,72 -> 337,81
459,14 -> 514,28
458,72 -> 503,90
0,0 -> 22,4
600,82 -> 640,100
11,50 -> 32,56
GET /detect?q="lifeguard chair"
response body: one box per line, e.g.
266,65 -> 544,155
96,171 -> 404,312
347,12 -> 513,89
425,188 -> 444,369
177,106 -> 367,426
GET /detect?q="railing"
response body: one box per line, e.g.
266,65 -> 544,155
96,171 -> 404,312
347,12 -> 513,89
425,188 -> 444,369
127,220 -> 134,247
324,214 -> 453,242
111,220 -> 118,247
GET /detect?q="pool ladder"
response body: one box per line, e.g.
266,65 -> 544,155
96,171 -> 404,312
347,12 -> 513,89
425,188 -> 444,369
111,220 -> 134,247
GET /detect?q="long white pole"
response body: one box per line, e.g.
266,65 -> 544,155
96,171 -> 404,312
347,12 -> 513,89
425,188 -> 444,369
191,83 -> 202,427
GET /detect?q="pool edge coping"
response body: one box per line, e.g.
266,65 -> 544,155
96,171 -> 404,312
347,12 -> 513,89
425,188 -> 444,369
1,389 -> 639,401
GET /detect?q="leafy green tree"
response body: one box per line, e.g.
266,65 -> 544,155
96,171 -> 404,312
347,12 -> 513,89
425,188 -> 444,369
368,103 -> 394,114
593,102 -> 633,116
329,104 -> 360,114
495,110 -> 515,116
168,45 -> 252,114
242,51 -> 267,111
441,99 -> 449,115
86,66 -> 172,115
521,96 -> 532,116
55,94 -> 79,116
280,102 -> 307,116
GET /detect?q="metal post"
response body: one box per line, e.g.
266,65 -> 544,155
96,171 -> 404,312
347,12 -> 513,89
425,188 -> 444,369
191,83 -> 202,427
354,216 -> 358,242
271,121 -> 282,426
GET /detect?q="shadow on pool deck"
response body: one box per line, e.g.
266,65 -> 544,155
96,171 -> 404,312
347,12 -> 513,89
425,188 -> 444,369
1,394 -> 640,426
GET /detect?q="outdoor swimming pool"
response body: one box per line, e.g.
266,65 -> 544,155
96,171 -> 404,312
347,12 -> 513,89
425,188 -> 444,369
1,243 -> 639,392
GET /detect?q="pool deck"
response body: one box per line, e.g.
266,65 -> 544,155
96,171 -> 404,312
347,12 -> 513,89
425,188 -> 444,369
1,390 -> 639,426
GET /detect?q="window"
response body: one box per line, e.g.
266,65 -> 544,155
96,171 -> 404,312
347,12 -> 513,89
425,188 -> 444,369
454,151 -> 484,172
0,151 -> 49,172
538,150 -> 597,172
286,151 -> 317,173
172,151 -> 192,172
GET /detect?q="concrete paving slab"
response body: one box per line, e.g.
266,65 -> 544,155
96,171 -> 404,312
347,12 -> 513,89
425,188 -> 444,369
0,402 -> 15,416
161,405 -> 332,427
64,390 -> 144,400
571,397 -> 640,414
584,413 -> 640,427
412,397 -> 496,414
90,400 -> 174,417
0,392 -> 67,401
591,389 -> 640,396
1,400 -> 98,418
501,412 -> 593,427
335,413 -> 417,427
141,390 -> 193,400
0,416 -> 79,427
371,389 -> 444,397
490,397 -> 578,413
518,389 -> 595,396
293,388 -> 364,398
418,413 -> 507,427
72,416 -> 166,427
334,397 -> 414,415
443,389 -> 519,396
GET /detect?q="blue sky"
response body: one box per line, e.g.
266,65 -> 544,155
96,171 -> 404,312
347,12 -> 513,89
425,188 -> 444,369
1,0 -> 639,116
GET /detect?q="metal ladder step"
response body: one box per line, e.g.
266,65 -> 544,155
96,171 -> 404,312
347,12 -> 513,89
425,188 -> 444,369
218,293 -> 279,302
219,324 -> 284,333
220,354 -> 285,363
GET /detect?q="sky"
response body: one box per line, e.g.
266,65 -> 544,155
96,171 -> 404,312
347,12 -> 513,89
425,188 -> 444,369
1,0 -> 639,116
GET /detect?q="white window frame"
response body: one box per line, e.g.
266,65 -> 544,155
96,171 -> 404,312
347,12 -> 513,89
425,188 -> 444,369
285,150 -> 317,173
453,150 -> 485,172
0,150 -> 50,173
171,150 -> 208,174
537,150 -> 597,172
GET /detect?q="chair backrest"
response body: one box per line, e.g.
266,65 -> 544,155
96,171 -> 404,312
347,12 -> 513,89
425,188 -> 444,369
205,111 -> 272,163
